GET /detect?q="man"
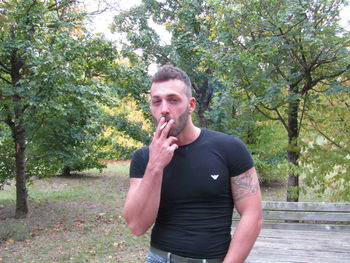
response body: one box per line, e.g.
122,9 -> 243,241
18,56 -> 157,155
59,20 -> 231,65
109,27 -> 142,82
123,65 -> 263,263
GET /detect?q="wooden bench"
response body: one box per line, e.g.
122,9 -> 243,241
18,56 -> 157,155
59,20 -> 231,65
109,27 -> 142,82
233,201 -> 350,232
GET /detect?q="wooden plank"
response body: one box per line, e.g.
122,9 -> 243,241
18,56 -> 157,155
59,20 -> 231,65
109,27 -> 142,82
262,210 -> 350,222
262,222 -> 350,232
262,201 -> 350,212
232,210 -> 350,222
231,221 -> 350,232
233,201 -> 350,232
244,228 -> 350,263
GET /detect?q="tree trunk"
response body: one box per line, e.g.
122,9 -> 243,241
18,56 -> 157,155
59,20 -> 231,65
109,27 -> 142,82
195,76 -> 213,127
287,147 -> 299,202
62,166 -> 71,176
10,42 -> 28,218
14,125 -> 28,218
197,106 -> 207,127
286,89 -> 300,202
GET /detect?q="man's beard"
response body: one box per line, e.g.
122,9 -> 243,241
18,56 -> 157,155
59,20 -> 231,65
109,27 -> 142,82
154,106 -> 189,137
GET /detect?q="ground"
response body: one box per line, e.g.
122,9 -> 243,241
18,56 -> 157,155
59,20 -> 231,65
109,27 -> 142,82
0,162 -> 291,262
0,162 -> 150,263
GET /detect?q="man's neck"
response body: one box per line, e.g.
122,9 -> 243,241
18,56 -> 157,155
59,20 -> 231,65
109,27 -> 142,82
176,122 -> 201,146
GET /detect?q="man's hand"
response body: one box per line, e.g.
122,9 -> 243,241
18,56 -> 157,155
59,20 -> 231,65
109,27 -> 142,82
148,117 -> 178,170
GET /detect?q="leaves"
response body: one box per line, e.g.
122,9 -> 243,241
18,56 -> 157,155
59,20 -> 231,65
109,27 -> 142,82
111,0 -> 221,126
302,85 -> 350,201
0,0 -> 124,205
202,0 -> 350,199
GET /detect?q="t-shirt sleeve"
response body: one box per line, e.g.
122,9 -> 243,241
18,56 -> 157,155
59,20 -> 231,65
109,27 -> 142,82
227,137 -> 254,177
129,147 -> 149,178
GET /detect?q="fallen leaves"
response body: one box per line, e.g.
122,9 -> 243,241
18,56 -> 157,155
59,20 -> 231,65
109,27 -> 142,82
112,241 -> 125,249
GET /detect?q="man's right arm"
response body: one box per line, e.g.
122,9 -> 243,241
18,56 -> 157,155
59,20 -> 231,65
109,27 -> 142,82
122,163 -> 164,236
122,118 -> 178,236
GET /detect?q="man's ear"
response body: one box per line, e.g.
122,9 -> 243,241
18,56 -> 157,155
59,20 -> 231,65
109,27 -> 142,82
188,97 -> 196,113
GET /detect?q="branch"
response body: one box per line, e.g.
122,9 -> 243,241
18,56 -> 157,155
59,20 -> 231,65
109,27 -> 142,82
310,64 -> 350,88
244,90 -> 286,125
26,113 -> 47,145
270,14 -> 307,37
309,119 -> 349,153
25,0 -> 38,17
298,94 -> 308,135
326,96 -> 350,131
272,63 -> 289,82
300,64 -> 349,95
0,75 -> 11,85
295,35 -> 308,67
87,0 -> 121,15
274,108 -> 288,131
309,46 -> 328,70
48,0 -> 76,11
253,105 -> 278,120
2,105 -> 14,128
0,62 -> 11,74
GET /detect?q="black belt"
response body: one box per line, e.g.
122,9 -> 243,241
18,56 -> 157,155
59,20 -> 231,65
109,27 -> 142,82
150,246 -> 224,263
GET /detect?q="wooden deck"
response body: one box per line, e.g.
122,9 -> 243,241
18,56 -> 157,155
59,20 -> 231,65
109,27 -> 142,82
245,228 -> 350,263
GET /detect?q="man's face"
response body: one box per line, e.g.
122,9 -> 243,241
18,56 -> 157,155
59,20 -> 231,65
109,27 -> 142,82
150,79 -> 193,137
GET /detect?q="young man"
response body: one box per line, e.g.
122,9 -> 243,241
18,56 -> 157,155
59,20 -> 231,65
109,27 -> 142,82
123,65 -> 263,263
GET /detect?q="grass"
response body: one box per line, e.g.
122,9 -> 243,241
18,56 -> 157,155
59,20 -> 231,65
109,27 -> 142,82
0,163 -> 149,263
0,162 -> 323,262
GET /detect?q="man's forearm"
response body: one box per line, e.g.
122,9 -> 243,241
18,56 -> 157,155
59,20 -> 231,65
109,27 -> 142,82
123,165 -> 163,236
224,214 -> 262,263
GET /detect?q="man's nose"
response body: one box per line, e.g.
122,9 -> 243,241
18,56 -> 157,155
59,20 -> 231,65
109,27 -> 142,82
160,101 -> 169,115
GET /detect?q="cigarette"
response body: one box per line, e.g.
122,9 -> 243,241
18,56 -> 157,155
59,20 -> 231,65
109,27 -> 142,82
160,122 -> 168,131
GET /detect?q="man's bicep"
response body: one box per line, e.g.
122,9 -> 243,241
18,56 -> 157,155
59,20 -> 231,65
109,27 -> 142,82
231,167 -> 262,217
231,167 -> 261,203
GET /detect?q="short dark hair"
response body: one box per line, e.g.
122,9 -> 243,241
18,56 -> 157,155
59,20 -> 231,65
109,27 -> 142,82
151,65 -> 192,97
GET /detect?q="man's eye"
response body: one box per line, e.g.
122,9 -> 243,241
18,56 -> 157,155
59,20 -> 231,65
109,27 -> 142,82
152,100 -> 161,105
169,99 -> 178,103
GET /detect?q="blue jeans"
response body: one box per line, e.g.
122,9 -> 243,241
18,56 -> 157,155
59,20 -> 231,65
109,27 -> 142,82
145,251 -> 169,263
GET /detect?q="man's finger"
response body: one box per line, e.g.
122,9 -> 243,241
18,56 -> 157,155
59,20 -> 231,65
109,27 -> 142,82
167,136 -> 178,145
154,117 -> 166,137
168,143 -> 178,152
160,119 -> 174,138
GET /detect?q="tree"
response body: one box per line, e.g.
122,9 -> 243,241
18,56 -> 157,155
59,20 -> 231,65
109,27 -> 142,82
205,0 -> 350,201
112,0 -> 220,126
302,82 -> 350,201
0,0 -> 118,217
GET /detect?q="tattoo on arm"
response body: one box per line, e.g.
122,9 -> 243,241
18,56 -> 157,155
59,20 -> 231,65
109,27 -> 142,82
231,169 -> 260,201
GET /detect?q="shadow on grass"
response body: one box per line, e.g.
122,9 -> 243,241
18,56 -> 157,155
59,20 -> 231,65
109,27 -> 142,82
56,173 -> 102,180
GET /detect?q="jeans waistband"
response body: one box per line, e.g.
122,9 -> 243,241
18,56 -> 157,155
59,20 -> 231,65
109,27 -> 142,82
150,246 -> 224,263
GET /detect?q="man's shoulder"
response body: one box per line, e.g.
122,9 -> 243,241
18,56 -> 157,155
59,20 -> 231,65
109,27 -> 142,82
202,128 -> 241,144
130,146 -> 149,178
135,145 -> 149,153
133,146 -> 149,159
200,129 -> 250,154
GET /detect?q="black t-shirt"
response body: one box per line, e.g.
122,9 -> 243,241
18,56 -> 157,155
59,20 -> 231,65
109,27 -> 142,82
129,129 -> 254,259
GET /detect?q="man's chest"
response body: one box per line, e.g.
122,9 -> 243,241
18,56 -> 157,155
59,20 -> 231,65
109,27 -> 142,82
161,148 -> 232,202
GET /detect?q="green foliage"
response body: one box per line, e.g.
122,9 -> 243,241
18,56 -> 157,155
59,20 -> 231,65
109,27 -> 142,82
202,0 -> 350,199
0,125 -> 14,187
205,0 -> 349,116
103,112 -> 151,160
112,0 -> 221,126
302,87 -> 350,201
109,65 -> 151,119
0,1 -> 122,185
